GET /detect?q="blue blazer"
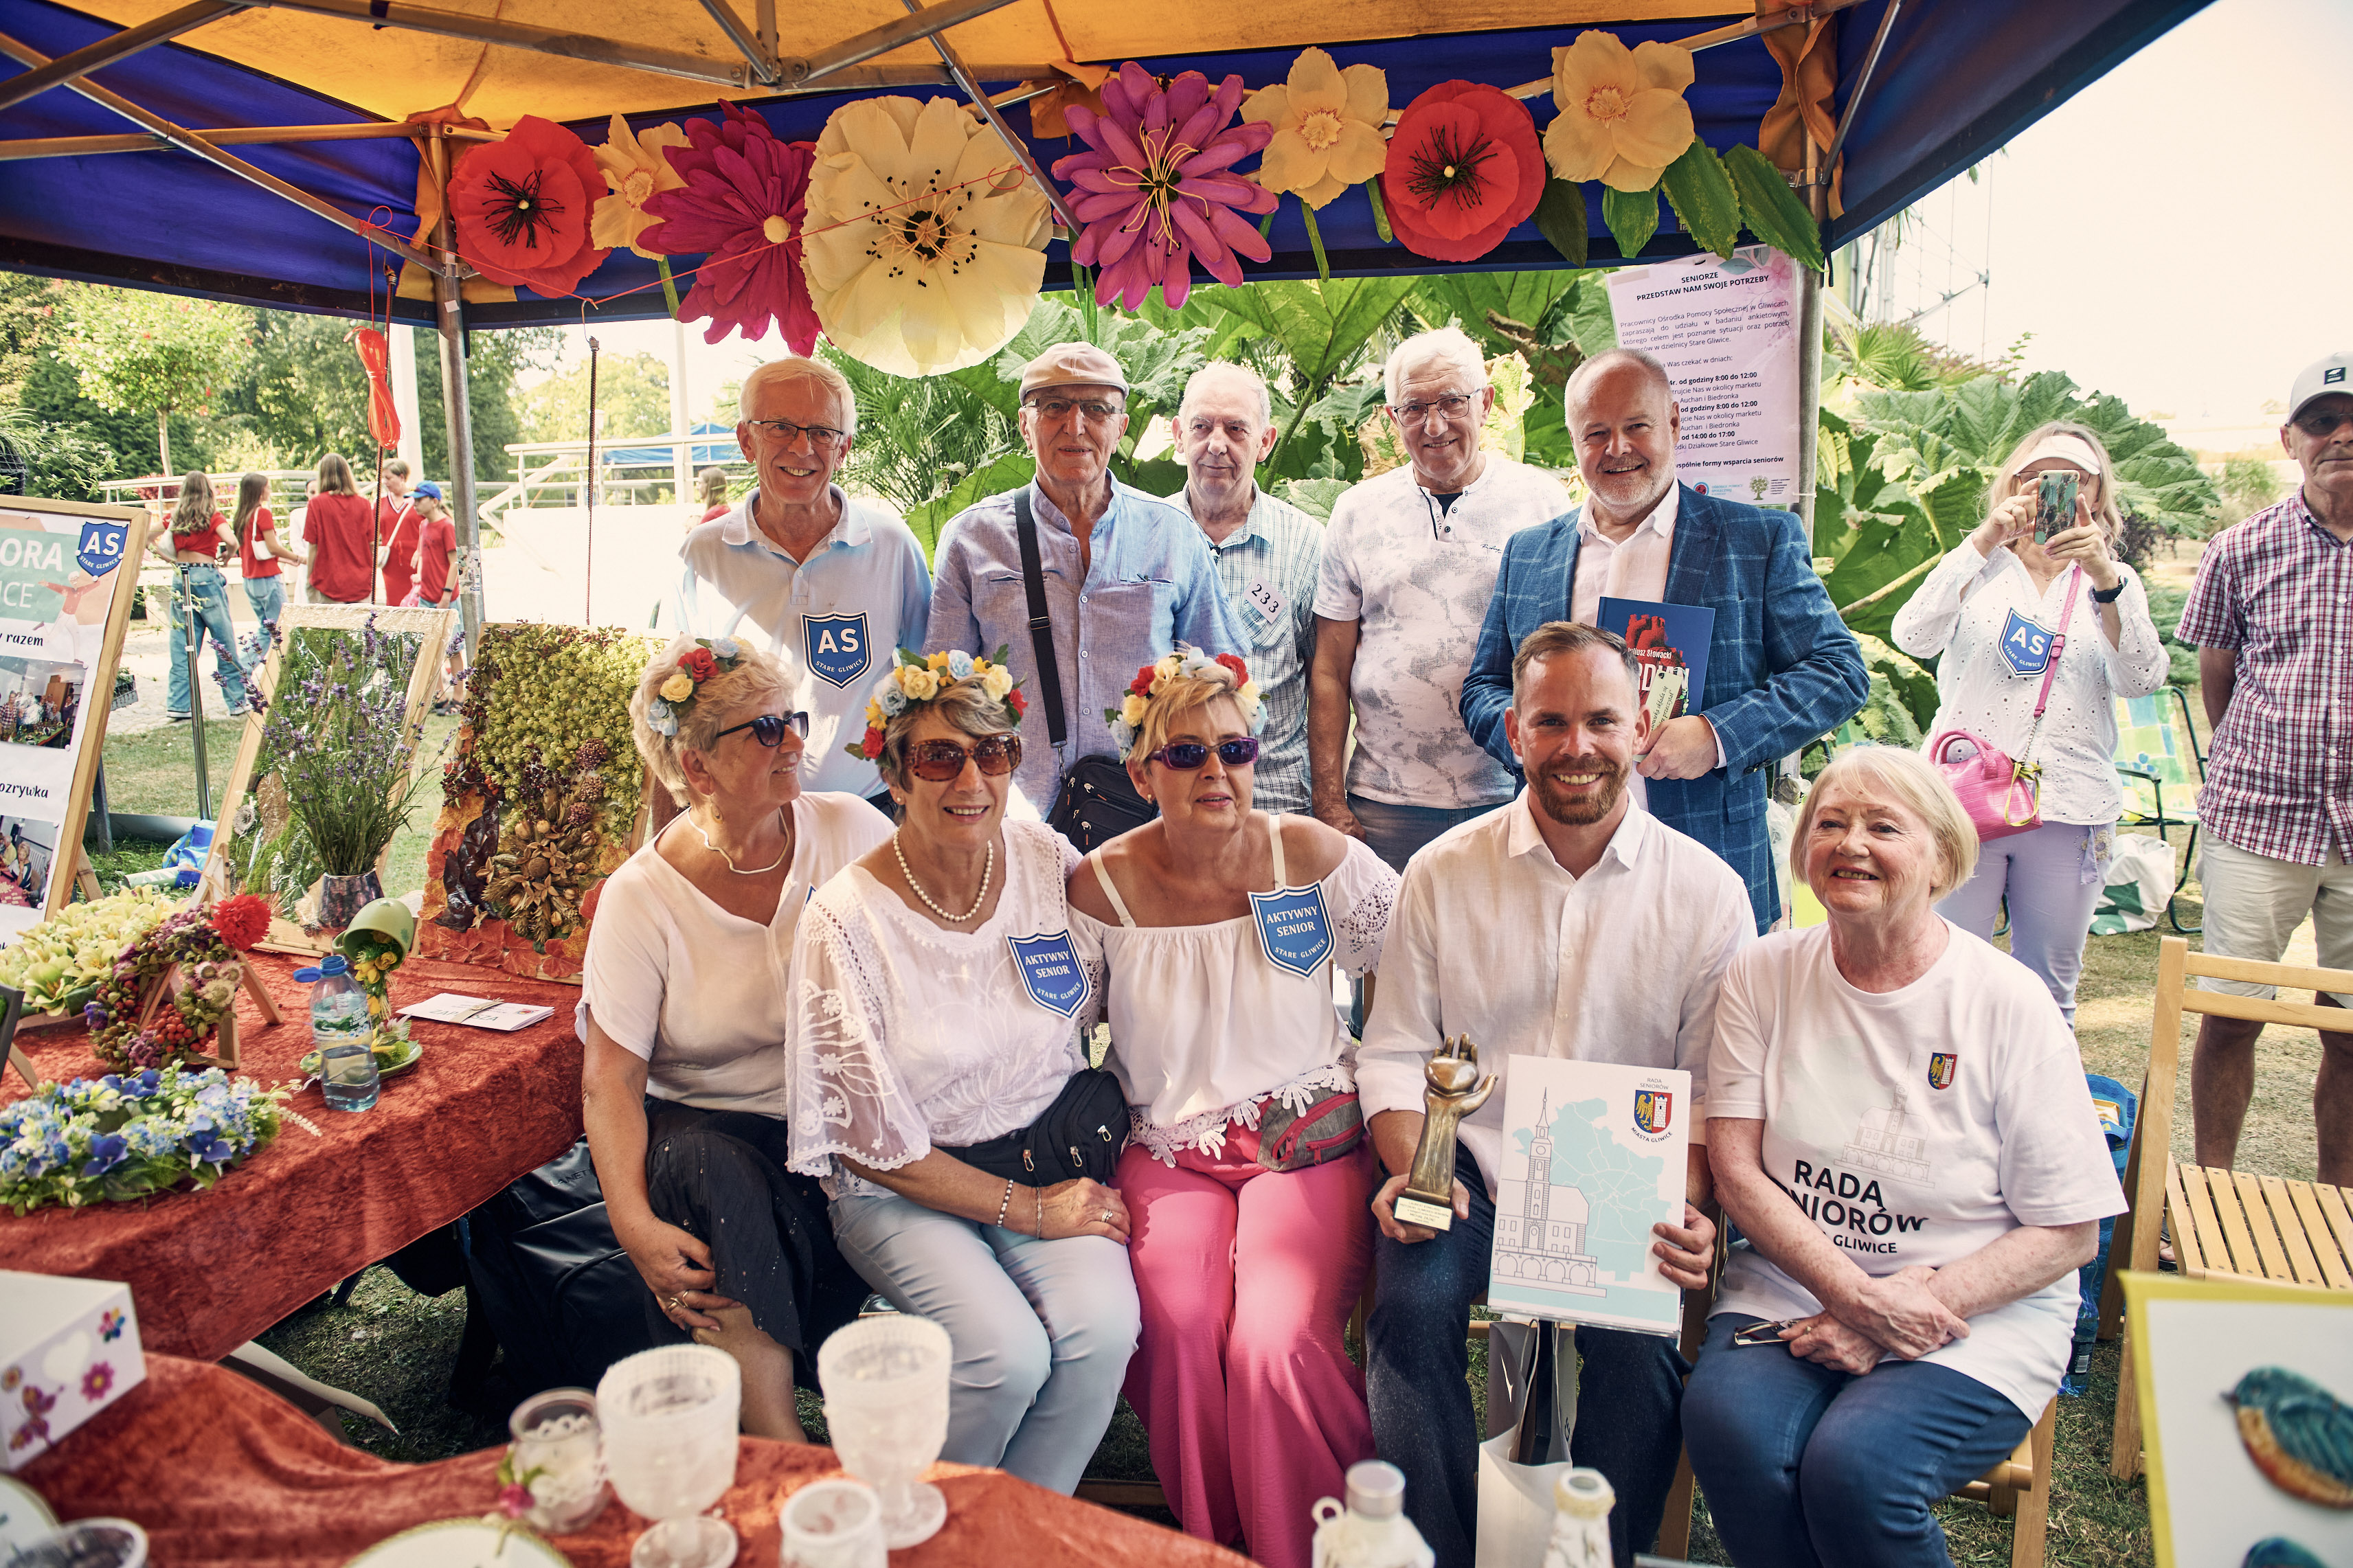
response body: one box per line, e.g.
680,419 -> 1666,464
1461,484 -> 1869,932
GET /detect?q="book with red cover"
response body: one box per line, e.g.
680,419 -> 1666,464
1596,598 -> 1715,751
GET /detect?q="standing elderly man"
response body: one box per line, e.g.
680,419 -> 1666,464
2176,350 -> 2353,1183
929,342 -> 1244,819
1312,327 -> 1573,871
1360,621 -> 1751,1568
680,356 -> 932,808
1165,362 -> 1322,814
1461,348 -> 1867,932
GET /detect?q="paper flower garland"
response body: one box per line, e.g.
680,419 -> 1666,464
1380,81 -> 1545,264
803,96 -> 1052,377
1054,62 -> 1277,311
639,101 -> 821,351
1242,47 -> 1389,209
591,113 -> 690,259
449,115 -> 611,297
1543,31 -> 1697,192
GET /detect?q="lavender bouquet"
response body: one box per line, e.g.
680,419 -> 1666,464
258,617 -> 442,880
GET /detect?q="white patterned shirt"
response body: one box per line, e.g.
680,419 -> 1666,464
1167,485 -> 1322,813
1315,458 -> 1572,808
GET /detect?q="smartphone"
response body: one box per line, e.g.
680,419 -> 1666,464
1731,1317 -> 1803,1348
2034,470 -> 2080,543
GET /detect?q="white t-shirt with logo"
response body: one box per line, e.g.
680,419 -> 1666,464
1706,922 -> 2126,1416
1314,458 -> 1570,808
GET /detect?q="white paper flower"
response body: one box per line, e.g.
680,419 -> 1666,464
803,95 -> 1052,377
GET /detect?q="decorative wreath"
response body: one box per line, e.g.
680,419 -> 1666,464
846,647 -> 1026,762
644,636 -> 743,738
1107,648 -> 1265,760
82,894 -> 272,1072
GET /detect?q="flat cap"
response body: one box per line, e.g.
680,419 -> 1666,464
1018,341 -> 1129,398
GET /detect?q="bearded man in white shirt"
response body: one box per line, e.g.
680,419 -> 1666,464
1356,620 -> 1755,1568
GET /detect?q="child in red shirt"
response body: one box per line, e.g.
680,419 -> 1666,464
377,457 -> 420,605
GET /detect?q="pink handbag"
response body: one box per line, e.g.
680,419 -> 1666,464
1929,567 -> 2083,842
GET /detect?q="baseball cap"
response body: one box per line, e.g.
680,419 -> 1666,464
1017,341 -> 1129,399
411,480 -> 443,501
2287,352 -> 2353,422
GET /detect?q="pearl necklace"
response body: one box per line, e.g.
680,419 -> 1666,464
894,830 -> 993,923
693,806 -> 792,876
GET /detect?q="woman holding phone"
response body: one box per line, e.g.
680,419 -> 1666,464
1889,423 -> 2167,1023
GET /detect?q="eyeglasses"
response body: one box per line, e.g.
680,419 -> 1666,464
2294,408 -> 2353,438
715,712 -> 810,747
905,734 -> 1023,782
1145,737 -> 1259,770
1024,398 -> 1126,424
1388,391 -> 1481,424
746,418 -> 846,447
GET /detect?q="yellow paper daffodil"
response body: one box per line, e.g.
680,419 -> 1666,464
1543,31 -> 1696,192
592,113 -> 691,260
927,651 -> 954,673
1242,48 -> 1390,210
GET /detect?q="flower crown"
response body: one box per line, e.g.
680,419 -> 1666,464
645,637 -> 743,738
848,647 -> 1028,762
1107,648 -> 1264,760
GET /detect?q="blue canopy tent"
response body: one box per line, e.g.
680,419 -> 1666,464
0,0 -> 2214,649
604,421 -> 737,468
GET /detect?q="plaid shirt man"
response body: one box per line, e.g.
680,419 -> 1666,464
1167,486 -> 1321,813
2176,490 -> 2353,865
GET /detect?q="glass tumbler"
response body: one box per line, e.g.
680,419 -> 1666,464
816,1315 -> 951,1549
508,1387 -> 609,1534
778,1479 -> 886,1568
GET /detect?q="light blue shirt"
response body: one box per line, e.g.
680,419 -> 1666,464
928,477 -> 1247,811
677,488 -> 931,797
1165,484 -> 1322,814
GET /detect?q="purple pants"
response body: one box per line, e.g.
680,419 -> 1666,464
1937,819 -> 2112,1025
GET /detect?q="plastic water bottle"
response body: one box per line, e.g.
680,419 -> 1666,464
1310,1461 -> 1433,1568
298,955 -> 375,1112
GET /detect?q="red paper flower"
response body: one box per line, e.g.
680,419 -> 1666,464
859,726 -> 886,760
1128,665 -> 1158,698
210,893 -> 272,952
1006,689 -> 1028,718
449,116 -> 611,297
681,647 -> 717,683
639,102 -> 820,352
1214,652 -> 1250,685
1380,82 -> 1545,264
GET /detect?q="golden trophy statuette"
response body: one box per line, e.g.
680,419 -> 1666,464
1393,1034 -> 1497,1232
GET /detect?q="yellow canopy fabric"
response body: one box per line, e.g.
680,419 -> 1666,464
63,0 -> 1735,125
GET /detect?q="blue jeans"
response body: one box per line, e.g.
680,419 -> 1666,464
241,573 -> 286,659
165,565 -> 250,715
1682,1315 -> 2033,1568
1346,793 -> 1501,876
1366,1148 -> 1689,1568
1937,820 -> 2112,1024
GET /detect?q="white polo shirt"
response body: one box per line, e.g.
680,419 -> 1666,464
678,488 -> 932,797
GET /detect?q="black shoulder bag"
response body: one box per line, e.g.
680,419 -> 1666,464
1015,488 -> 1157,852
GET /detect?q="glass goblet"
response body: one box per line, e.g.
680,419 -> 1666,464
596,1344 -> 743,1568
815,1315 -> 952,1549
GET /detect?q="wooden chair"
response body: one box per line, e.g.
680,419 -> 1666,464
2099,936 -> 2353,1479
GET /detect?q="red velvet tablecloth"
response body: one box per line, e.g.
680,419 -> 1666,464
1,953 -> 587,1361
20,1356 -> 1255,1568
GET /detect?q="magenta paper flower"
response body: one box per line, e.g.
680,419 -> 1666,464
638,100 -> 821,352
1052,62 -> 1277,310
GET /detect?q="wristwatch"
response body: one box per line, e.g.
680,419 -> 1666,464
2089,580 -> 2126,604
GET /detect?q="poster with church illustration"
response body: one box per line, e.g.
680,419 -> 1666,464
1487,1058 -> 1691,1335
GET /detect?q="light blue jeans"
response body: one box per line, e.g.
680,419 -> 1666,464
1937,819 -> 2113,1025
829,1187 -> 1139,1495
1345,793 -> 1502,876
241,573 -> 286,658
165,564 -> 251,716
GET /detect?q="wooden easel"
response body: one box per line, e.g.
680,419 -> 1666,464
122,944 -> 282,1071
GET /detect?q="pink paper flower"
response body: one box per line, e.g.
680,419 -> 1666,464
638,101 -> 821,352
1052,62 -> 1277,310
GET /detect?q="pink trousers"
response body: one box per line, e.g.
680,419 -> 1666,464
1118,1128 -> 1377,1568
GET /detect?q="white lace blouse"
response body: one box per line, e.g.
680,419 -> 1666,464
1072,814 -> 1398,1164
785,817 -> 1093,1199
1890,544 -> 2169,825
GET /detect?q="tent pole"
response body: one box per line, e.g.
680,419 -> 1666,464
1796,126 -> 1825,548
429,128 -> 483,663
0,1 -> 236,115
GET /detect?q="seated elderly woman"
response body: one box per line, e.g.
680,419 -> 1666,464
1069,648 -> 1397,1568
787,650 -> 1138,1496
579,636 -> 891,1441
1685,746 -> 2126,1568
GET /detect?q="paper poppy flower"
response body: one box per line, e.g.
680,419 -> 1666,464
1213,652 -> 1250,685
639,101 -> 821,352
592,113 -> 691,258
1242,47 -> 1389,209
1052,62 -> 1278,311
210,892 -> 272,951
1380,81 -> 1545,264
804,95 -> 1052,376
1544,31 -> 1697,192
681,647 -> 717,682
449,115 -> 611,297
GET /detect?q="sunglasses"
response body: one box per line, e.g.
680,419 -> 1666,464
715,712 -> 810,747
1145,737 -> 1259,770
906,734 -> 1022,782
